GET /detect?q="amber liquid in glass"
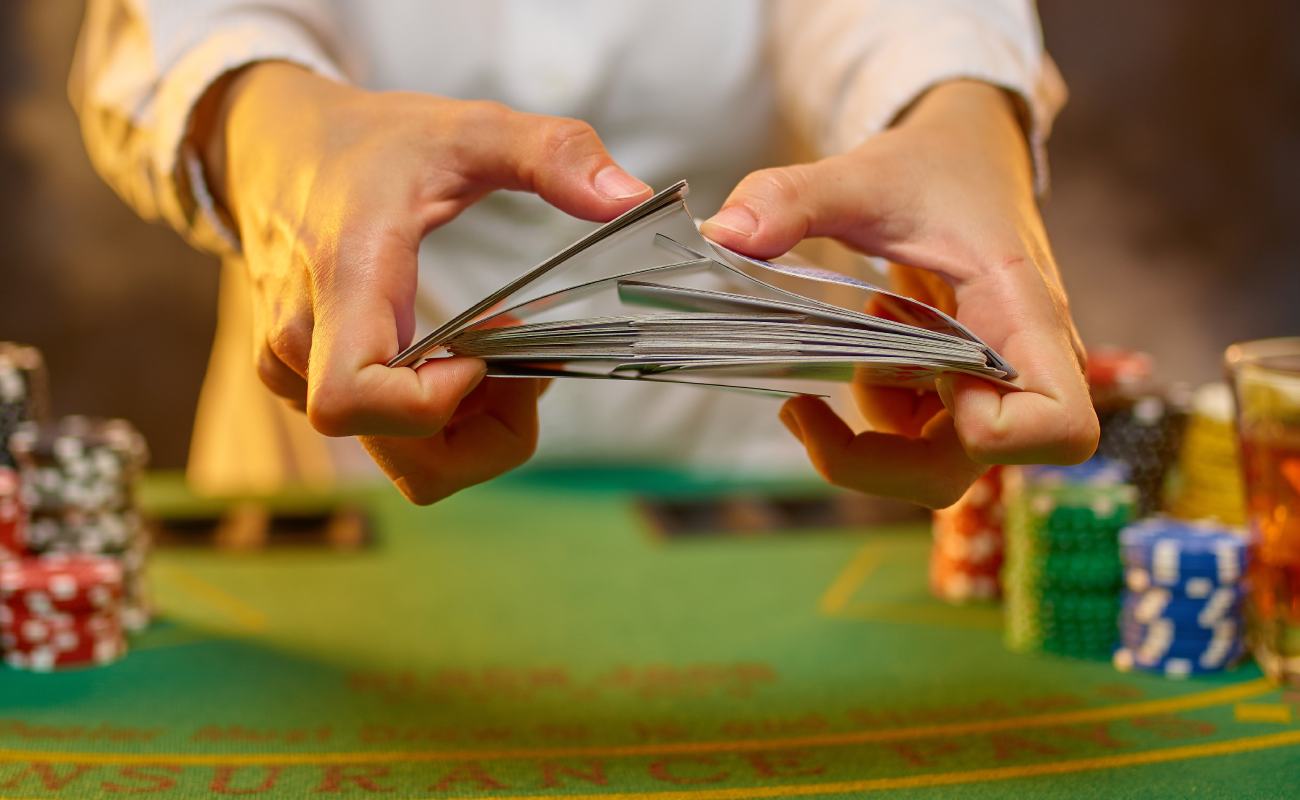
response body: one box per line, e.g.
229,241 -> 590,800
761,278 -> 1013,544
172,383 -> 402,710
1240,427 -> 1300,685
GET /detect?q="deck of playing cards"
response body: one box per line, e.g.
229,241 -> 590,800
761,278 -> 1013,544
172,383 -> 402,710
389,181 -> 1016,396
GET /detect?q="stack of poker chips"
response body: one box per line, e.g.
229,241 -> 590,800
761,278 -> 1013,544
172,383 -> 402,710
1114,518 -> 1249,678
1089,348 -> 1189,517
7,417 -> 152,633
0,468 -> 24,560
0,554 -> 127,671
929,466 -> 1005,603
1004,459 -> 1137,659
1167,383 -> 1247,525
0,343 -> 48,469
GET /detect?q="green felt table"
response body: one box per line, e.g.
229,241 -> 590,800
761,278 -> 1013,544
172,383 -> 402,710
1,468 -> 1297,799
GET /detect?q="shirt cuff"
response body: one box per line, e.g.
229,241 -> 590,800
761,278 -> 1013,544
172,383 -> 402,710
826,17 -> 1068,196
151,13 -> 347,255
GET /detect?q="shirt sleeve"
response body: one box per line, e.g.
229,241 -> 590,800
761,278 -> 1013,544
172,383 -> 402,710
768,0 -> 1067,194
69,0 -> 350,255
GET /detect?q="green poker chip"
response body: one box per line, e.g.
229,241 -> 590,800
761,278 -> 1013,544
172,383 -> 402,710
1002,466 -> 1134,660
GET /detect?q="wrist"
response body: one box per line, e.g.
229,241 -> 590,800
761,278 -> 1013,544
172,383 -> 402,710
898,80 -> 1034,190
190,62 -> 342,229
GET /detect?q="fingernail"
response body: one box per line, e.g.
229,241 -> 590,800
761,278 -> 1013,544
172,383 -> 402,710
594,166 -> 650,200
779,404 -> 804,443
702,205 -> 758,238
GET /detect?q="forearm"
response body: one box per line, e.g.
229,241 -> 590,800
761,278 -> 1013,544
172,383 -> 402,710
900,82 -> 1033,180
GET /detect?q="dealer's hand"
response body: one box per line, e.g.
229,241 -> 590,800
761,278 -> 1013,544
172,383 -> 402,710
701,80 -> 1097,509
196,63 -> 650,503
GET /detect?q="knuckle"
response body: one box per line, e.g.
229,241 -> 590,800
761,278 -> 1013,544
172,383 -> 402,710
254,347 -> 283,391
458,99 -> 513,130
540,117 -> 600,161
306,383 -> 362,437
958,418 -> 1009,463
267,321 -> 311,376
743,166 -> 808,207
1061,409 -> 1101,464
255,346 -> 300,400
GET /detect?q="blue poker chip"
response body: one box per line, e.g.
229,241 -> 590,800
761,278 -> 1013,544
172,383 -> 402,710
1118,637 -> 1244,665
1123,565 -> 1248,595
1122,586 -> 1244,627
1113,639 -> 1245,677
1120,517 -> 1250,586
1120,618 -> 1241,647
1024,457 -> 1132,487
1112,632 -> 1242,671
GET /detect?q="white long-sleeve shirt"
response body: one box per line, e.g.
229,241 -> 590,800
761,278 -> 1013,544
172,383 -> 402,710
70,0 -> 1067,491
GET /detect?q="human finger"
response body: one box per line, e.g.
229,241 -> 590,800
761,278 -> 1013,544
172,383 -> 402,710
779,395 -> 983,509
359,377 -> 542,505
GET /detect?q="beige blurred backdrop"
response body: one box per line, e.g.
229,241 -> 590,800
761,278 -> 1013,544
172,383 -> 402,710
1,1 -> 1296,469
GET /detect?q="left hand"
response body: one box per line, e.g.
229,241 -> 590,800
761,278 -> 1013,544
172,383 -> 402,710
701,80 -> 1097,509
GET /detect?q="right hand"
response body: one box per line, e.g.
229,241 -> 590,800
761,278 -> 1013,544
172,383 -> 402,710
198,63 -> 651,503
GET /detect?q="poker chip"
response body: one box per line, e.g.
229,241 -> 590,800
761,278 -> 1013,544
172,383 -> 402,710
1114,516 -> 1250,678
1120,617 -> 1240,646
0,343 -> 48,470
1087,347 -> 1154,401
21,508 -> 143,555
930,467 -> 1005,603
1022,459 -> 1133,487
1119,517 -> 1249,586
1112,639 -> 1245,677
0,467 -> 26,560
0,554 -> 123,613
3,627 -> 126,672
0,552 -> 129,671
1004,459 -> 1136,660
9,417 -> 148,513
1086,347 -> 1188,517
1006,551 -> 1123,592
1165,383 -> 1247,525
0,348 -> 152,671
1122,588 -> 1244,628
0,608 -> 121,649
119,533 -> 152,631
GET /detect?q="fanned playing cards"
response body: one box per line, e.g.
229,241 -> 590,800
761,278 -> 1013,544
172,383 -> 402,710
389,181 -> 1015,396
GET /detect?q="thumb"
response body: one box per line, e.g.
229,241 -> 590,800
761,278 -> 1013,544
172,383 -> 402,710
700,160 -> 888,259
466,106 -> 651,222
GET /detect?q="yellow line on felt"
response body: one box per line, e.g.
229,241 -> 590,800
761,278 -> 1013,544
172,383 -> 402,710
818,541 -> 881,615
1234,702 -> 1294,724
0,679 -> 1273,766
430,728 -> 1300,800
150,562 -> 268,633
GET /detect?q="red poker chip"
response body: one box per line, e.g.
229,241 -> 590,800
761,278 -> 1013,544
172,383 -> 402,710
0,555 -> 123,613
931,464 -> 1006,604
933,509 -> 1004,537
1087,347 -> 1154,396
4,631 -> 126,671
933,530 -> 1003,563
930,552 -> 1004,574
929,564 -> 1001,602
0,607 -> 122,649
0,467 -> 19,500
0,468 -> 26,559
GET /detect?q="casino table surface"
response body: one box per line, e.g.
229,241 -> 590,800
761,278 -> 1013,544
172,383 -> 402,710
2,467 -> 1297,799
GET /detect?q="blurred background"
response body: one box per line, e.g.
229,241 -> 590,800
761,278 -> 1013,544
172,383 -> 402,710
1,1 -> 1296,470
